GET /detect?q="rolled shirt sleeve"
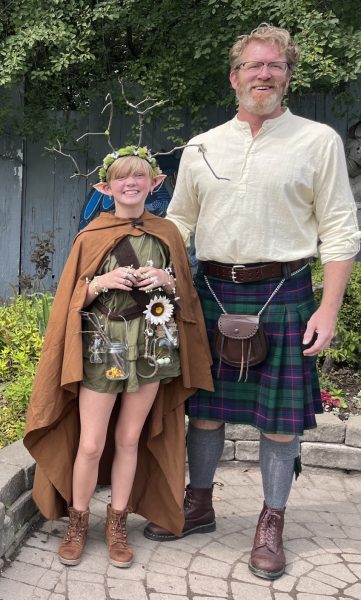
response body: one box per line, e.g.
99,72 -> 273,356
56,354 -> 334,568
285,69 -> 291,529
314,132 -> 360,263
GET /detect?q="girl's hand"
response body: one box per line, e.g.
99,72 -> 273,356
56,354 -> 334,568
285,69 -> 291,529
134,266 -> 175,292
99,266 -> 138,291
83,267 -> 138,307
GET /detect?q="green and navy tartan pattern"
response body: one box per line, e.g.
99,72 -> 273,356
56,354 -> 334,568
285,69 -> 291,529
188,265 -> 322,435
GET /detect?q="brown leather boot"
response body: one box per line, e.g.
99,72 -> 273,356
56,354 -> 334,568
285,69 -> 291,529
106,504 -> 133,568
58,507 -> 89,566
143,484 -> 216,541
248,503 -> 286,580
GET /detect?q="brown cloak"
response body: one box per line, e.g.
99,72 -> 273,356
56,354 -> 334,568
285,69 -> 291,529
24,210 -> 213,536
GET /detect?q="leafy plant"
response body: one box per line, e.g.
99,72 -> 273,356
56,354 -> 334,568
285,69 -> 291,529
0,293 -> 53,448
0,0 -> 361,142
312,260 -> 361,370
0,373 -> 35,447
35,294 -> 53,337
19,232 -> 55,293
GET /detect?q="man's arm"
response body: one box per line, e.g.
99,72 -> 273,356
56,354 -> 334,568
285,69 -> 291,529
302,258 -> 354,356
166,146 -> 201,245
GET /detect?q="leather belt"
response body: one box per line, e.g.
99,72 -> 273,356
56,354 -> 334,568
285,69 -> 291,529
201,259 -> 309,284
93,299 -> 145,321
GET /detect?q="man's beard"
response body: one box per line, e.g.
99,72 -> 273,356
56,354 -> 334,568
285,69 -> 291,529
236,81 -> 288,116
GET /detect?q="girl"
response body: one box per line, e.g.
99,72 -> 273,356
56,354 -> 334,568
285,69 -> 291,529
24,147 -> 213,568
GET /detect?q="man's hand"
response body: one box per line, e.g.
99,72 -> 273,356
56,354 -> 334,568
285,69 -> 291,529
302,307 -> 337,356
302,257 -> 354,356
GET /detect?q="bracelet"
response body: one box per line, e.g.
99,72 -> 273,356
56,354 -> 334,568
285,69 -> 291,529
86,276 -> 108,296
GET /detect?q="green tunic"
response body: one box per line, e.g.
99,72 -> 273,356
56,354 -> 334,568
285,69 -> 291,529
82,234 -> 181,393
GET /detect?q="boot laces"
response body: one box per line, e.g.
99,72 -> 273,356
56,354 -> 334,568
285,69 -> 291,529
110,510 -> 129,547
183,481 -> 223,509
64,516 -> 86,543
184,488 -> 193,509
258,509 -> 281,551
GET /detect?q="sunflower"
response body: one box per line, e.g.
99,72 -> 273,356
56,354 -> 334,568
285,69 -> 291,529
144,295 -> 174,325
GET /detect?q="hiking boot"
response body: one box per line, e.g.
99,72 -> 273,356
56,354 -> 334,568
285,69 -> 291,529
143,484 -> 217,541
248,502 -> 286,580
58,507 -> 89,566
106,504 -> 133,568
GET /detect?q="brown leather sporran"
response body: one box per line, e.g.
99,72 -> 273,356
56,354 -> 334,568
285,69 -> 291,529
204,273 -> 288,382
214,314 -> 269,370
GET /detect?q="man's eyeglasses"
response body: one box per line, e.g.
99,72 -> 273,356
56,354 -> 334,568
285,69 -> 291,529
234,61 -> 289,74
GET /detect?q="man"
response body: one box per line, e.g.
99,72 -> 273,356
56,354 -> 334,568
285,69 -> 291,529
144,24 -> 361,580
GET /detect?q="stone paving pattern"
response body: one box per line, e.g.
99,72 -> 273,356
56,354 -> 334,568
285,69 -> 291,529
1,463 -> 361,600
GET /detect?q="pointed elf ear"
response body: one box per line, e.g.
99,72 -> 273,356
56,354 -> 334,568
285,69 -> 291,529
151,174 -> 167,190
93,182 -> 111,194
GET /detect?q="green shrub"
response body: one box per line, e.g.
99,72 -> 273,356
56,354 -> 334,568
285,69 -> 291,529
0,293 -> 53,448
312,260 -> 361,371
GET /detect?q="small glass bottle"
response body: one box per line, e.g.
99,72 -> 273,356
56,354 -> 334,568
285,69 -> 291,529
153,336 -> 174,366
105,342 -> 129,380
88,333 -> 107,364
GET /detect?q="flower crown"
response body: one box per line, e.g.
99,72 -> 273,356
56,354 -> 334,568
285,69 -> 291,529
98,145 -> 162,182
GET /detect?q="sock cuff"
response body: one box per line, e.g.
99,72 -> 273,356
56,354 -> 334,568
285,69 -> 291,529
188,422 -> 225,441
260,433 -> 300,460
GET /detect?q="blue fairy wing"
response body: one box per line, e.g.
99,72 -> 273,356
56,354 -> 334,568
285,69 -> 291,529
101,194 -> 115,211
145,186 -> 171,217
145,154 -> 180,216
78,189 -> 114,230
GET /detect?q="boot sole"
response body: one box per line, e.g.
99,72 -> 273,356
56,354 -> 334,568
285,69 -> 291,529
109,557 -> 133,568
58,556 -> 82,566
144,521 -> 216,542
248,560 -> 285,580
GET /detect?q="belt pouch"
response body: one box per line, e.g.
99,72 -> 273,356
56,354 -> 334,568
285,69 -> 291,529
214,314 -> 269,381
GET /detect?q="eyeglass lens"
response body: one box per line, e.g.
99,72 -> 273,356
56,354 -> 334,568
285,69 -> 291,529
238,61 -> 288,73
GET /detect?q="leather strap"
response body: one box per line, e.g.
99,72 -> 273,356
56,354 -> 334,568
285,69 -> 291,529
94,301 -> 144,321
112,236 -> 149,309
201,259 -> 309,284
93,236 -> 149,320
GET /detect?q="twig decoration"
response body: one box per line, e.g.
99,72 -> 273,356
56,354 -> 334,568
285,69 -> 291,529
118,78 -> 167,147
45,81 -> 230,182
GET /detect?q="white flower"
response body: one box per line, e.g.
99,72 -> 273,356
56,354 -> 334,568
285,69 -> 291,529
144,295 -> 174,325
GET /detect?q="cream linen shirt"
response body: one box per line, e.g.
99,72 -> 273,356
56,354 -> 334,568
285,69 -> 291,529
166,109 -> 360,264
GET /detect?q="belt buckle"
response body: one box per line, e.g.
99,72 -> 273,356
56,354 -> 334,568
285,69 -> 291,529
231,264 -> 245,283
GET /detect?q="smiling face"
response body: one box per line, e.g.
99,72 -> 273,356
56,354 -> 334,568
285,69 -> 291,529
109,172 -> 152,217
229,41 -> 291,120
93,155 -> 165,218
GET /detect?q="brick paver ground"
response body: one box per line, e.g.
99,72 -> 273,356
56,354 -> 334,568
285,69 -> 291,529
1,463 -> 361,600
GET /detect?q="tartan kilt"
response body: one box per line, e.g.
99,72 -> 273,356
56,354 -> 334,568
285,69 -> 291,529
188,264 -> 322,435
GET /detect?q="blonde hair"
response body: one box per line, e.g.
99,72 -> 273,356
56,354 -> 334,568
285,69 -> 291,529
229,23 -> 300,72
106,155 -> 154,183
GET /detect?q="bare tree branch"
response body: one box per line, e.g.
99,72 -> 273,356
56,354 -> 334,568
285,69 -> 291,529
45,140 -> 101,179
76,93 -> 116,152
118,78 -> 167,146
44,81 -> 230,182
154,144 -> 230,181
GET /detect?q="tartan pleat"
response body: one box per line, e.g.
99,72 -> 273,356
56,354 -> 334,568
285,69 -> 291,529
188,265 -> 322,435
